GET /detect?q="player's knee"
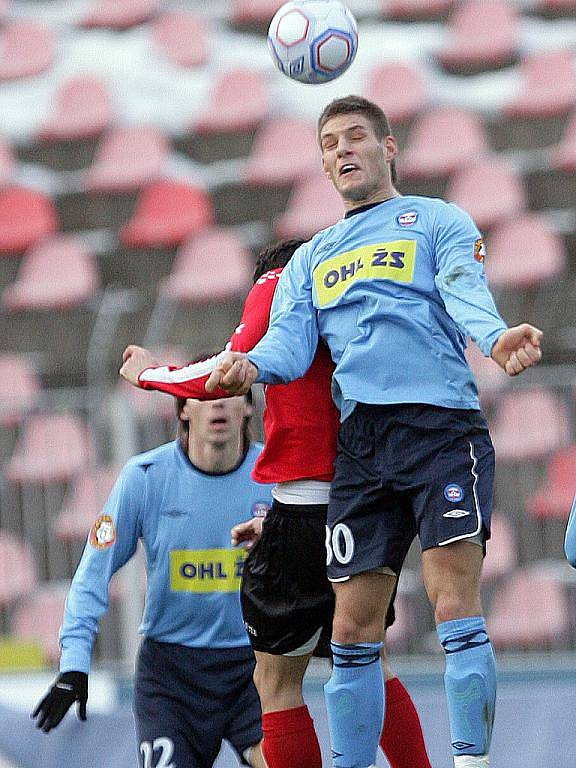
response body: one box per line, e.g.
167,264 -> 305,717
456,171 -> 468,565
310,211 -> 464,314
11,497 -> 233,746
332,612 -> 383,644
434,592 -> 481,625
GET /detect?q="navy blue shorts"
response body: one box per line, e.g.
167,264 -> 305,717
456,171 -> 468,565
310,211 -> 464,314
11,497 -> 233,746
327,403 -> 495,581
133,639 -> 262,768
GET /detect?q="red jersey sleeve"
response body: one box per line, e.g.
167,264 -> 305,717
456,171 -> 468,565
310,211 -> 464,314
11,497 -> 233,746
229,270 -> 279,353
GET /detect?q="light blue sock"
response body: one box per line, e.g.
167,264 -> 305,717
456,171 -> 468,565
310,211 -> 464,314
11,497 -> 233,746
438,616 -> 496,757
324,641 -> 384,768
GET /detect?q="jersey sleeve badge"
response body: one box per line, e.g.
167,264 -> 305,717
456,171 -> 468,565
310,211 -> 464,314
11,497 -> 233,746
90,514 -> 116,549
474,238 -> 486,263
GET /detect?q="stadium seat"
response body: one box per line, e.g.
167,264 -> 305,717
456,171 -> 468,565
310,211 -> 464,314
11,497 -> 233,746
274,172 -> 344,239
38,76 -> 113,142
54,465 -> 121,542
161,227 -> 252,303
400,107 -> 489,180
526,445 -> 576,519
193,70 -> 268,134
506,50 -> 576,119
365,62 -> 426,126
245,118 -> 319,187
490,388 -> 570,462
151,12 -> 209,68
120,346 -> 187,421
11,582 -> 70,663
438,0 -> 519,74
231,0 -> 284,24
0,531 -> 38,608
119,181 -> 214,249
0,137 -> 15,188
0,186 -> 58,255
383,594 -> 415,652
446,156 -> 526,231
0,354 -> 41,427
533,0 -> 576,17
1,235 -> 100,311
487,569 -> 570,649
80,0 -> 161,29
84,126 -> 169,193
551,110 -> 576,171
384,0 -> 454,20
484,213 -> 566,288
464,342 -> 507,400
481,512 -> 517,583
5,413 -> 93,484
0,22 -> 55,82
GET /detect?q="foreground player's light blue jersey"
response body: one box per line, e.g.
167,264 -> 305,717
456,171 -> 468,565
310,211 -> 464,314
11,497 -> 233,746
59,441 -> 273,673
248,196 -> 507,420
564,495 -> 576,568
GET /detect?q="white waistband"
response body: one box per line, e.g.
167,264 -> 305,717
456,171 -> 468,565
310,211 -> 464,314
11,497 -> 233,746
272,480 -> 331,505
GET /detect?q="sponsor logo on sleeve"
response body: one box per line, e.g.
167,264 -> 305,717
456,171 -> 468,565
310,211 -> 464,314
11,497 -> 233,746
170,549 -> 247,593
474,238 -> 486,263
90,514 -> 116,549
444,484 -> 464,503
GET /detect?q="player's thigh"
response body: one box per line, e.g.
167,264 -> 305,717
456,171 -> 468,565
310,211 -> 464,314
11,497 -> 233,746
332,570 -> 398,643
253,650 -> 312,697
422,539 -> 484,610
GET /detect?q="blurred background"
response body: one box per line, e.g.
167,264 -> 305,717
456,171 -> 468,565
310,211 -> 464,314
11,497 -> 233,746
0,0 -> 575,765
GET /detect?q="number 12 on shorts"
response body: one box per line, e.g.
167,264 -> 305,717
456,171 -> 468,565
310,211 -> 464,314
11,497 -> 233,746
325,523 -> 355,566
140,737 -> 175,768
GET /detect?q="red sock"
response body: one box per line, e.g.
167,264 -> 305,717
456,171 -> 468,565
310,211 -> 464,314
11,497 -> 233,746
261,705 -> 322,768
380,677 -> 432,768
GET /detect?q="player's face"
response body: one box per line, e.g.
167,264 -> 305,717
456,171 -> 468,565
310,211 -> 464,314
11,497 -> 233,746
180,396 -> 251,448
320,113 -> 396,205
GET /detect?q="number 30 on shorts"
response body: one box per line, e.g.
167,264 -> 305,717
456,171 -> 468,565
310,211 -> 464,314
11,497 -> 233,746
325,524 -> 355,566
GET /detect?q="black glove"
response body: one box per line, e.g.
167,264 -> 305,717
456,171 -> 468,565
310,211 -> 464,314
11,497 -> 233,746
31,671 -> 88,732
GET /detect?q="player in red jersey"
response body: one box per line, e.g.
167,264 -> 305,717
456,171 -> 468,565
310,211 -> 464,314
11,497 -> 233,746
120,240 -> 431,768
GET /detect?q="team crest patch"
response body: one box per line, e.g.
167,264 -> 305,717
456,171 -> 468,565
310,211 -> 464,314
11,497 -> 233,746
90,514 -> 116,549
397,211 -> 418,227
251,501 -> 270,518
444,484 -> 464,503
474,238 -> 486,263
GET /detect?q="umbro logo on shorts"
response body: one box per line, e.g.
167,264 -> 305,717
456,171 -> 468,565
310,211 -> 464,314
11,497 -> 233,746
443,509 -> 470,519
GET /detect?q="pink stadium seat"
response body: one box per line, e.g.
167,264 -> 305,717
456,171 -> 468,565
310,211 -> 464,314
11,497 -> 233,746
365,62 -> 427,125
0,137 -> 15,188
383,594 -> 415,651
484,213 -> 566,288
438,0 -> 519,73
231,0 -> 285,23
80,0 -> 161,30
464,342 -> 507,397
38,76 -> 113,142
400,107 -> 489,179
194,70 -> 268,134
121,346 -> 187,420
12,582 -> 69,663
384,0 -> 454,20
54,465 -> 121,542
526,446 -> 576,519
0,354 -> 41,427
487,570 -> 570,649
551,111 -> 576,171
120,181 -> 214,249
85,126 -> 168,193
0,532 -> 38,607
446,156 -> 526,231
2,235 -> 100,311
151,12 -> 209,69
5,413 -> 93,484
0,22 -> 55,82
506,51 -> 576,119
161,228 -> 252,303
274,172 -> 344,239
0,186 -> 58,255
481,512 -> 517,583
490,388 -> 570,462
245,119 -> 319,187
537,0 -> 576,9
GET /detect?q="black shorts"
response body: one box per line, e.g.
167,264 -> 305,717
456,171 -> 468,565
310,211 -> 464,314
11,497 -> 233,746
133,639 -> 261,768
241,500 -> 396,656
327,403 -> 495,582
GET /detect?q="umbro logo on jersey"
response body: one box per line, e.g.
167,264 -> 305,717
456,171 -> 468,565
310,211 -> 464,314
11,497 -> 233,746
443,509 -> 470,519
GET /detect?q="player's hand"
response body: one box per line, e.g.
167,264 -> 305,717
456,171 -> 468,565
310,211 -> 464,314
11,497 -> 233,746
205,352 -> 258,395
231,517 -> 265,549
119,345 -> 158,387
31,671 -> 88,732
491,324 -> 543,376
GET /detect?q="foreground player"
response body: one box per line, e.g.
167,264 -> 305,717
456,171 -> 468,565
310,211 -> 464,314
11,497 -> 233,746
120,240 -> 432,768
32,392 -> 272,768
565,495 -> 576,567
204,96 -> 544,768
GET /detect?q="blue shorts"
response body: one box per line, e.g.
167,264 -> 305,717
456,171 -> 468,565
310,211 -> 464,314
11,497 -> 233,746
134,639 -> 262,768
327,403 -> 495,581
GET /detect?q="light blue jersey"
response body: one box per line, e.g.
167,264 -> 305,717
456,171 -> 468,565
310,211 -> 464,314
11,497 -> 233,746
564,495 -> 576,568
59,441 -> 273,673
248,196 -> 507,420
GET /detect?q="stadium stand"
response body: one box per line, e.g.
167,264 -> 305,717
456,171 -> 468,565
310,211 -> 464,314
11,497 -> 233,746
53,465 -> 121,542
80,0 -> 162,30
38,76 -> 113,143
0,137 -> 14,189
506,50 -> 576,120
365,61 -> 427,128
383,0 -> 455,21
245,118 -> 319,187
274,172 -> 344,239
193,69 -> 268,135
0,531 -> 37,608
481,512 -> 518,584
0,21 -> 55,82
534,0 -> 576,14
0,354 -> 40,427
464,342 -> 508,405
231,0 -> 284,26
526,445 -> 576,520
552,110 -> 576,171
0,187 -> 58,255
151,12 -> 210,69
11,582 -> 70,663
382,594 -> 415,652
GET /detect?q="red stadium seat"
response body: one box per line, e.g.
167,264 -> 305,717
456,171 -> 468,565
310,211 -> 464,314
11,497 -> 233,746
11,582 -> 70,663
54,465 -> 121,542
85,126 -> 169,193
120,181 -> 214,249
446,156 -> 526,231
5,413 -> 93,484
194,70 -> 268,134
551,110 -> 576,171
0,532 -> 38,608
384,0 -> 454,20
534,0 -> 576,16
438,0 -> 519,73
274,172 -> 344,239
0,22 -> 55,82
490,388 -> 570,462
365,62 -> 427,125
0,136 -> 15,188
151,12 -> 209,68
400,107 -> 489,179
38,76 -> 113,142
245,118 -> 319,187
487,569 -> 570,649
2,235 -> 100,311
161,228 -> 252,303
484,213 -> 566,288
80,0 -> 161,30
481,512 -> 517,583
231,0 -> 284,24
0,186 -> 58,255
0,354 -> 41,427
506,50 -> 576,119
526,446 -> 576,520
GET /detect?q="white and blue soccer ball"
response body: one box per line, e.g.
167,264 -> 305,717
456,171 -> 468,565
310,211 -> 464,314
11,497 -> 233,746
267,0 -> 358,85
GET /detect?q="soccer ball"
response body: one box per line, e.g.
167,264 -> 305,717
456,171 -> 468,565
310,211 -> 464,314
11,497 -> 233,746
267,1 -> 358,85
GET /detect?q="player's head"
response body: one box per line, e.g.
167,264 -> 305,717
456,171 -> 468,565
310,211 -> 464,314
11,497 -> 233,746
317,95 -> 398,205
253,238 -> 306,283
